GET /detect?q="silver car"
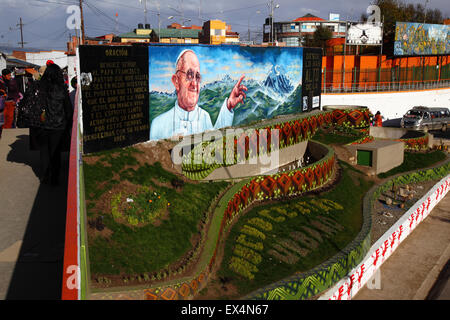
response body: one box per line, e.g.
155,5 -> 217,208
400,106 -> 450,132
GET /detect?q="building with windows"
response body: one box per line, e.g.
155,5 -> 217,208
118,24 -> 157,43
67,34 -> 116,55
201,20 -> 227,44
200,20 -> 240,45
225,25 -> 240,44
167,22 -> 202,30
263,13 -> 347,46
154,28 -> 201,44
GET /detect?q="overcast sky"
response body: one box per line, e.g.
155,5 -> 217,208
1,0 -> 449,51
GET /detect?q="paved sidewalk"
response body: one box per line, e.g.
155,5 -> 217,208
354,192 -> 450,300
0,128 -> 68,300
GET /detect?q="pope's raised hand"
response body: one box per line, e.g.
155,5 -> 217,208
227,75 -> 248,111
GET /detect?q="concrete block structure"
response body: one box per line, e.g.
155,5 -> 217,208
346,140 -> 404,174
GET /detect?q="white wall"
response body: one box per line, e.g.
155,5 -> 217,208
67,55 -> 78,90
322,88 -> 450,120
25,51 -> 68,69
0,54 -> 6,72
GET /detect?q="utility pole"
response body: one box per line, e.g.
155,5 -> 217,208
17,17 -> 26,48
270,0 -> 273,42
115,12 -> 119,34
139,0 -> 148,25
268,1 -> 279,44
79,0 -> 85,44
155,1 -> 160,42
198,0 -> 202,25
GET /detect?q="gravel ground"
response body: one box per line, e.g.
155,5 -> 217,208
370,179 -> 439,244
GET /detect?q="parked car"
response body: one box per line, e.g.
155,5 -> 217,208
400,106 -> 450,132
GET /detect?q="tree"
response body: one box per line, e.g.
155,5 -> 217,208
304,25 -> 333,49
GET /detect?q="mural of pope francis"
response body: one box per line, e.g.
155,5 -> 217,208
149,49 -> 247,140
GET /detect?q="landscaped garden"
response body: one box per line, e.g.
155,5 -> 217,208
80,107 -> 449,299
378,150 -> 447,178
200,161 -> 373,298
83,144 -> 229,287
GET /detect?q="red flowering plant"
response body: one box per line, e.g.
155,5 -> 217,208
226,201 -> 234,220
292,120 -> 301,143
317,113 -> 325,127
260,176 -> 276,198
332,109 -> 346,125
348,110 -> 363,127
277,173 -> 292,195
309,116 -> 318,135
292,171 -> 305,192
240,185 -> 251,207
248,179 -> 261,200
350,135 -> 374,145
233,193 -> 242,214
363,109 -> 371,124
271,126 -> 281,151
301,118 -> 310,140
249,130 -> 259,157
324,112 -> 332,126
314,164 -> 324,186
237,132 -> 249,161
271,124 -> 283,148
282,122 -> 293,146
258,128 -> 269,154
304,167 -> 315,189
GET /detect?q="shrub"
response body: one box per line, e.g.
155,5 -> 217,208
229,256 -> 258,280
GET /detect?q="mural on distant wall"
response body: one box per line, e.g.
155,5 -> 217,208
148,45 -> 304,140
394,22 -> 450,56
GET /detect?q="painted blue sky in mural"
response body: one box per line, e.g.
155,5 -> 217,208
148,45 -> 303,94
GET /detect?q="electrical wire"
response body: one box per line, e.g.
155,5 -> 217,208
24,4 -> 66,26
84,0 -> 132,30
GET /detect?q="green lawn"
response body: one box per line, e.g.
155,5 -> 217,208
216,160 -> 373,297
378,150 -> 447,179
83,147 -> 229,276
312,128 -> 360,145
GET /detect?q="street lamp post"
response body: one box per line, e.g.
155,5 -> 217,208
139,0 -> 148,25
268,1 -> 279,43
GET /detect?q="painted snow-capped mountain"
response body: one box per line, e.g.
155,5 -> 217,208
263,65 -> 294,95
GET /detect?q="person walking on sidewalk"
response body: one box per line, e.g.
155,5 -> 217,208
35,63 -> 73,185
0,68 -> 22,129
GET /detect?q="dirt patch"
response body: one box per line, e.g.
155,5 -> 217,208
87,222 -> 114,240
370,179 -> 439,244
134,140 -> 181,175
88,180 -> 140,216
